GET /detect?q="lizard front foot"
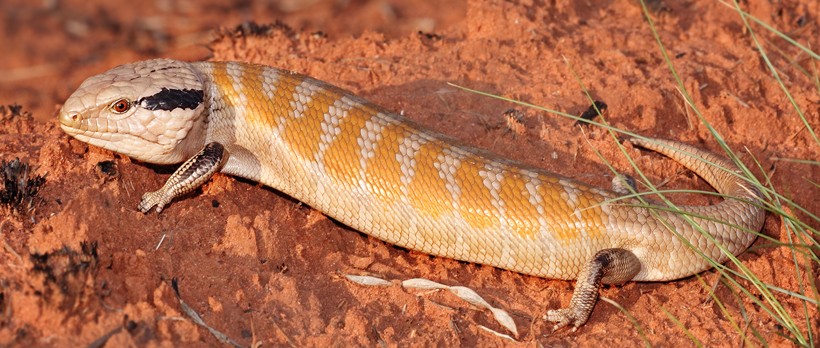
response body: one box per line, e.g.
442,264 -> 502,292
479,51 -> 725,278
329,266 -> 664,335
138,190 -> 171,213
136,142 -> 228,214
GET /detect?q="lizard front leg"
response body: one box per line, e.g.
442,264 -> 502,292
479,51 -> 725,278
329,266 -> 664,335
138,142 -> 228,213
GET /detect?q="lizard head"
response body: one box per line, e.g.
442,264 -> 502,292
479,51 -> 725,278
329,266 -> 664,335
59,59 -> 207,164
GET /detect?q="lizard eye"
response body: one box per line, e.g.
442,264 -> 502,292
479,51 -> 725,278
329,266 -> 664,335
110,99 -> 131,113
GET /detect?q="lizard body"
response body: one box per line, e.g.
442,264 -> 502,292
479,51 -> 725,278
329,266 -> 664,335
58,59 -> 765,329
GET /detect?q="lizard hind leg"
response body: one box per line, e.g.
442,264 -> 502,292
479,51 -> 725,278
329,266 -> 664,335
545,248 -> 641,331
611,173 -> 638,196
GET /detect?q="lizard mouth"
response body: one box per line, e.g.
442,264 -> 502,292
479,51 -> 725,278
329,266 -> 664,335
58,112 -> 105,137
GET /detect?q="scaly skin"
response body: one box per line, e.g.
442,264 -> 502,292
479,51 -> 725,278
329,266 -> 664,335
58,59 -> 765,330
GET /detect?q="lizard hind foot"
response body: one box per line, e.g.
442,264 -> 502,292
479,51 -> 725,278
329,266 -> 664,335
543,248 -> 642,332
544,307 -> 584,332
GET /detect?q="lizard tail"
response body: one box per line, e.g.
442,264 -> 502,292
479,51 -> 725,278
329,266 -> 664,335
629,137 -> 766,257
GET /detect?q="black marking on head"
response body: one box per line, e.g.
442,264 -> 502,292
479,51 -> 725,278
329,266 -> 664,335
138,88 -> 204,111
149,66 -> 175,74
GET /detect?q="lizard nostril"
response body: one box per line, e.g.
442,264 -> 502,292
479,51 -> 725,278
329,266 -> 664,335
60,113 -> 79,126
